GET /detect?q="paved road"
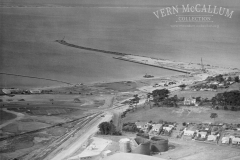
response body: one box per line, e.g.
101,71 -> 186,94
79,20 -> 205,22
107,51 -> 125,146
48,114 -> 112,160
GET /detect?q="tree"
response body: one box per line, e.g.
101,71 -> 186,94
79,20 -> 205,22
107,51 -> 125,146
151,89 -> 170,107
196,97 -> 201,102
49,99 -> 54,104
215,74 -> 224,83
227,77 -> 232,81
234,76 -> 240,83
210,113 -> 218,123
179,84 -> 187,91
74,98 -> 81,103
98,122 -> 116,135
130,94 -> 140,110
209,84 -> 217,90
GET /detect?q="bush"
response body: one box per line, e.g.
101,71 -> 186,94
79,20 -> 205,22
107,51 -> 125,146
98,122 -> 116,135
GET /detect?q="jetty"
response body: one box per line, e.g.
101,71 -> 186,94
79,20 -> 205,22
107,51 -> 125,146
56,39 -> 128,56
0,72 -> 74,85
113,57 -> 192,74
55,38 -> 193,74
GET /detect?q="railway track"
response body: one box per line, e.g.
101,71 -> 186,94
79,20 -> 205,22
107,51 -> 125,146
20,113 -> 102,160
7,95 -> 143,160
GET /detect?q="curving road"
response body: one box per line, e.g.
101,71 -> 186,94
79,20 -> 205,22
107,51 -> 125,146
0,108 -> 24,129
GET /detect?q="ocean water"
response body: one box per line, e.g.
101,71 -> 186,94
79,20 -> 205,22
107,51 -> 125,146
1,1 -> 240,88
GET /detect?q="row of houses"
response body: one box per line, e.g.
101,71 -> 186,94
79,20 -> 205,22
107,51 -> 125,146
181,123 -> 240,145
1,88 -> 42,94
135,121 -> 176,136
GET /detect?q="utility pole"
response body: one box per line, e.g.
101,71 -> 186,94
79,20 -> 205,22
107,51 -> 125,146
201,58 -> 205,73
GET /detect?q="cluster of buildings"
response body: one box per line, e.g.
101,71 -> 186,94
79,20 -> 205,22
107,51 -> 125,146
183,96 -> 198,106
1,88 -> 42,94
181,123 -> 240,145
135,121 -> 176,137
153,81 -> 177,88
193,78 -> 237,92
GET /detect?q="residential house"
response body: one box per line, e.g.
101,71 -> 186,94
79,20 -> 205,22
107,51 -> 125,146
184,97 -> 197,106
30,89 -> 41,94
207,135 -> 217,141
2,88 -> 20,94
163,124 -> 174,133
2,89 -> 11,94
232,137 -> 240,145
197,131 -> 208,139
135,122 -> 151,132
221,137 -> 230,144
183,128 -> 195,136
151,124 -> 163,133
211,81 -> 219,85
183,125 -> 198,137
135,122 -> 147,130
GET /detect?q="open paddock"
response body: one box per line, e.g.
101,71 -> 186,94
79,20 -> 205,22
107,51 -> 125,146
0,110 -> 17,124
8,107 -> 76,116
2,121 -> 50,133
95,81 -> 137,92
123,105 -> 240,124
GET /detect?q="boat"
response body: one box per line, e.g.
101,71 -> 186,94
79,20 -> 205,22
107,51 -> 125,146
143,74 -> 154,78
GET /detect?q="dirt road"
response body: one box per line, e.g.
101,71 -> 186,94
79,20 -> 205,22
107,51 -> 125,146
0,108 -> 24,129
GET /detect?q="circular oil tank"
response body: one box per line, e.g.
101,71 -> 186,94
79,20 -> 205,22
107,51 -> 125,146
132,137 -> 151,155
150,136 -> 168,152
119,138 -> 131,153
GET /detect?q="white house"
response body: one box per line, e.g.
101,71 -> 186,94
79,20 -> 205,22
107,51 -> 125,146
221,137 -> 230,144
151,124 -> 163,133
207,135 -> 217,141
135,122 -> 149,131
30,89 -> 41,94
2,88 -> 20,94
184,97 -> 197,106
2,89 -> 11,94
183,128 -> 195,136
232,137 -> 240,145
163,124 -> 175,133
197,131 -> 207,139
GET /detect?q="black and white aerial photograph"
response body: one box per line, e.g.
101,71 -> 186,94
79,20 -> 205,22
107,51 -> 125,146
1,0 -> 240,160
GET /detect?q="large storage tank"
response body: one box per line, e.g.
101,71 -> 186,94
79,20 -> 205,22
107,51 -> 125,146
131,137 -> 151,155
150,136 -> 168,152
119,138 -> 131,152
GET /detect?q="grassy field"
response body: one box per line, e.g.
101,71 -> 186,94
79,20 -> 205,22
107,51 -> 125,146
171,83 -> 240,99
2,121 -> 51,133
0,110 -> 17,124
123,105 -> 240,124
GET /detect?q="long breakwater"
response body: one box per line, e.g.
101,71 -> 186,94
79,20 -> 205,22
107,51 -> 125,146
113,57 -> 192,74
0,72 -> 74,85
56,40 -> 192,74
56,40 -> 128,56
